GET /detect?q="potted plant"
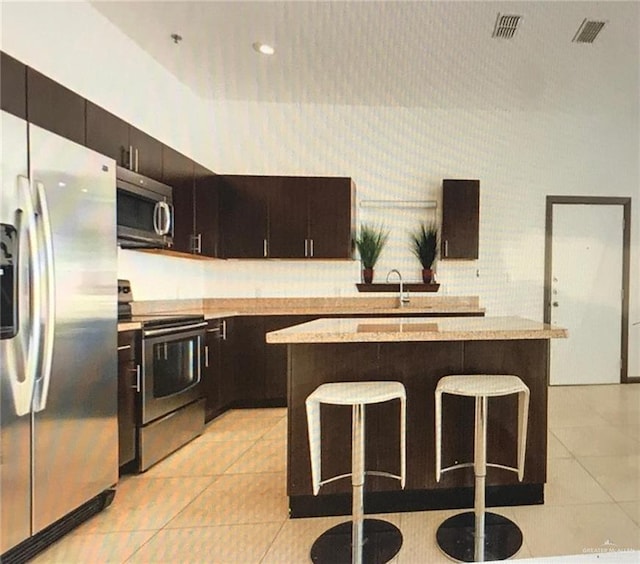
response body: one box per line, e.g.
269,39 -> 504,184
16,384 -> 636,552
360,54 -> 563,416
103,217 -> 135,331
410,221 -> 439,283
356,223 -> 389,283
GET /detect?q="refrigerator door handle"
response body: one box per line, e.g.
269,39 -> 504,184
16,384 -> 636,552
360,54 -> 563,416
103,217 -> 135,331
9,175 -> 41,416
32,180 -> 56,413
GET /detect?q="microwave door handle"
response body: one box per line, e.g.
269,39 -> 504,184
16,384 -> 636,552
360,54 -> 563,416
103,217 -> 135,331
160,201 -> 172,236
152,201 -> 161,235
32,180 -> 56,413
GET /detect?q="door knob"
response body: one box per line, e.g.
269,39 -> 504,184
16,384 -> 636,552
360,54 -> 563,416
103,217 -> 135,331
552,301 -> 559,307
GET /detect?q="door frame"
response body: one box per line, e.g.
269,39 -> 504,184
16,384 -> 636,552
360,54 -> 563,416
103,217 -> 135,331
544,196 -> 633,383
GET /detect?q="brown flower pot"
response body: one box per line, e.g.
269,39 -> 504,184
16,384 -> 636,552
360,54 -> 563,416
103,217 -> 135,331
362,268 -> 374,284
422,268 -> 434,284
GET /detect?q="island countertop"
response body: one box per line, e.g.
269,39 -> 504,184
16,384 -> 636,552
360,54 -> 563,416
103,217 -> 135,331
265,315 -> 568,344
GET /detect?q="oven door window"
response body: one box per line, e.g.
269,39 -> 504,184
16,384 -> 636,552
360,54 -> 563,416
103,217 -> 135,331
151,336 -> 200,398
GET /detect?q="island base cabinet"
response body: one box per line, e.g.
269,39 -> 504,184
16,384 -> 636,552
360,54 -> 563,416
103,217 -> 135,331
286,340 -> 548,516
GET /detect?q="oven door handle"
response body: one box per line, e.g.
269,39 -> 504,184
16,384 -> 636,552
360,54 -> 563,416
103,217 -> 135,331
142,321 -> 208,338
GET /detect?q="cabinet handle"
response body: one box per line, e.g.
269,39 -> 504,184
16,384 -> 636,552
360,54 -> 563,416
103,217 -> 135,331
221,319 -> 227,341
263,239 -> 268,258
444,240 -> 449,257
304,239 -> 308,257
135,148 -> 139,172
204,345 -> 209,368
128,145 -> 134,170
309,238 -> 314,257
117,344 -> 132,351
190,233 -> 202,254
131,364 -> 141,392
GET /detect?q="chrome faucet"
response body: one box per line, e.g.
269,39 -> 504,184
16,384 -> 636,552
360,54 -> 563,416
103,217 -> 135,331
386,269 -> 410,307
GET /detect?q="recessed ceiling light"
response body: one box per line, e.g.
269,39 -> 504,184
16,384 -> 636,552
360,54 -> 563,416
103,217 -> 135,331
252,42 -> 275,56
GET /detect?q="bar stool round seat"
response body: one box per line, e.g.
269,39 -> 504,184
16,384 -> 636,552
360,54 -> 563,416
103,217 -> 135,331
306,381 -> 407,564
435,374 -> 530,562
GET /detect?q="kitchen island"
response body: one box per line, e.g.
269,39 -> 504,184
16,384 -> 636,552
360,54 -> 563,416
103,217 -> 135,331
266,316 -> 567,518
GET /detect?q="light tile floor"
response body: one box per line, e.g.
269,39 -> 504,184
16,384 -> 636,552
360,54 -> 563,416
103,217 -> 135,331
34,384 -> 640,563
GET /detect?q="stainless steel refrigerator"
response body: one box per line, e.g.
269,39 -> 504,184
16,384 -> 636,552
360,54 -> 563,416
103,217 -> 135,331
1,110 -> 118,561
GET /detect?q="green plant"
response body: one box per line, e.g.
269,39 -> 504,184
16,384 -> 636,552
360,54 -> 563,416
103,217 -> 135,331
356,223 -> 389,269
410,222 -> 439,269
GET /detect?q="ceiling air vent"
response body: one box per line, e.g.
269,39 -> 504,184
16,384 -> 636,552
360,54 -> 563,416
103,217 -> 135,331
572,19 -> 606,43
492,13 -> 522,39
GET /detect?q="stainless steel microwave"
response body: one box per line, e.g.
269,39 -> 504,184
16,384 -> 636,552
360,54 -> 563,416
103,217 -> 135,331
116,166 -> 174,249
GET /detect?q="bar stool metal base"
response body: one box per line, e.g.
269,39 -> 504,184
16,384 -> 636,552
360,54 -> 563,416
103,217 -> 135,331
436,512 -> 523,562
310,519 -> 403,564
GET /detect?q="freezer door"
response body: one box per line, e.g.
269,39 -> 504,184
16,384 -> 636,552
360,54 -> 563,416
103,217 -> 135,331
28,124 -> 118,533
0,111 -> 32,553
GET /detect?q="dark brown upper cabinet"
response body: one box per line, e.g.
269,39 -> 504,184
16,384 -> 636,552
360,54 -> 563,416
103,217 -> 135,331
219,175 -> 355,259
1,52 -> 27,119
268,178 -> 308,258
86,102 -> 130,165
441,179 -> 480,260
194,163 -> 220,257
305,177 -> 355,259
27,68 -> 85,145
271,177 -> 355,259
162,146 -> 194,254
162,150 -> 219,257
130,126 -> 163,180
219,175 -> 273,258
86,102 -> 163,180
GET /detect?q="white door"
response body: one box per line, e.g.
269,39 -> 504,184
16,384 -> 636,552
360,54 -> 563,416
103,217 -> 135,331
550,204 -> 624,385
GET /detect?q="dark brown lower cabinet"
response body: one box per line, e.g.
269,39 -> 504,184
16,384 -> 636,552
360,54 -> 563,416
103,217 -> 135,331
232,315 -> 316,407
117,331 -> 139,468
287,339 -> 548,517
202,318 -> 235,422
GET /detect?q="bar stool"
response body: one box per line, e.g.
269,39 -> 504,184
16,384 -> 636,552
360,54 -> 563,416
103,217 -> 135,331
435,375 -> 530,562
305,381 -> 407,564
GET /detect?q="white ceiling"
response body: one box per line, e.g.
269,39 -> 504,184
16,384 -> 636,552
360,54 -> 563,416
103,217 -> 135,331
91,1 -> 639,112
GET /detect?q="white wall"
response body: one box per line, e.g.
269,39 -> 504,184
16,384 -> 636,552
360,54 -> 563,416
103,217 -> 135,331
2,1 -> 638,375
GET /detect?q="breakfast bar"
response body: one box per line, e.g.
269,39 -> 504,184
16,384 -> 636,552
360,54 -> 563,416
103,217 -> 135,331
266,316 -> 567,518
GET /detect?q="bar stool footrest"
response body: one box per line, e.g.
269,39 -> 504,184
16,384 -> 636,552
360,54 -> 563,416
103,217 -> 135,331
436,511 -> 523,562
310,519 -> 402,564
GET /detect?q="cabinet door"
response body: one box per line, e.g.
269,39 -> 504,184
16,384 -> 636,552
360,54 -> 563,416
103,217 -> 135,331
441,179 -> 480,260
1,52 -> 27,119
194,164 -> 219,257
219,318 -> 235,409
117,331 -> 138,468
232,316 -> 266,403
264,316 -> 316,403
219,176 -> 271,258
269,178 -> 307,258
307,177 -> 355,259
27,68 -> 85,145
130,126 -> 163,180
86,102 -> 129,166
203,320 -> 223,423
162,146 -> 194,253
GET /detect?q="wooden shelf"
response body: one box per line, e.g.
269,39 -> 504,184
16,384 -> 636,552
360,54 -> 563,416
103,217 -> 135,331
356,283 -> 440,293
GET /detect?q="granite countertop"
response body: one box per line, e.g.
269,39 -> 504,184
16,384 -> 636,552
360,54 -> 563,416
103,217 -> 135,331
265,316 -> 568,344
118,296 -> 485,332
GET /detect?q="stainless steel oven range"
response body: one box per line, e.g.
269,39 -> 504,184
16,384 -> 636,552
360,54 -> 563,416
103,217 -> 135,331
119,281 -> 206,472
